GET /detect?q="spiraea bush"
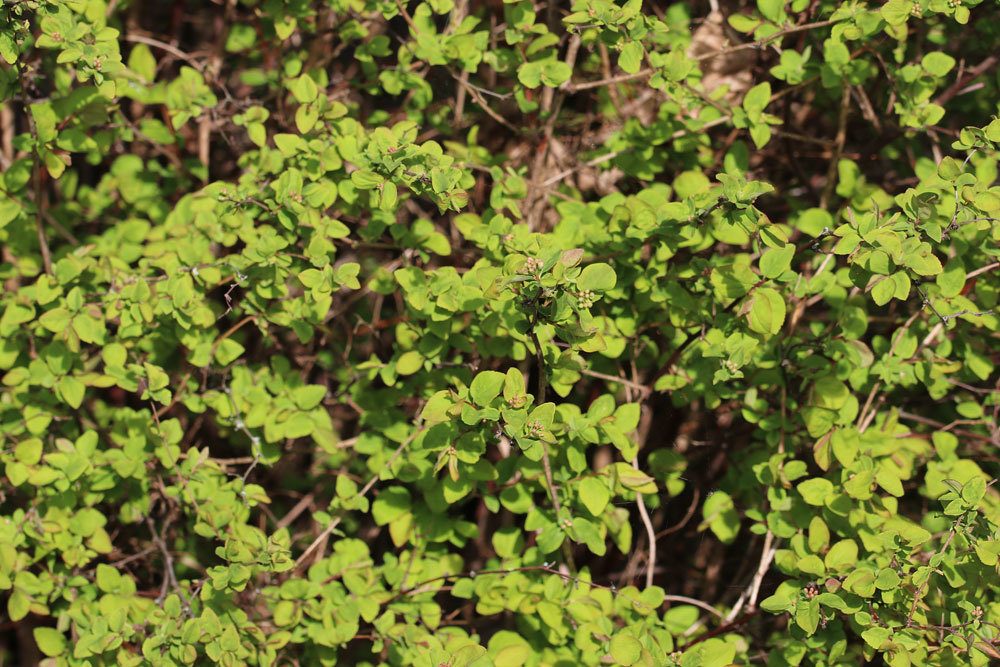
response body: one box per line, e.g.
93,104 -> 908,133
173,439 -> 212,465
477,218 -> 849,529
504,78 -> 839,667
1,0 -> 999,665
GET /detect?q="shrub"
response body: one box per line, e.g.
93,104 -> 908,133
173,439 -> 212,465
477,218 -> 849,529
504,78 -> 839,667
1,0 -> 999,665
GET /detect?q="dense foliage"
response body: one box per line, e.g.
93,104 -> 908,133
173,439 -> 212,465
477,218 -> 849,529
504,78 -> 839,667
1,0 -> 1000,664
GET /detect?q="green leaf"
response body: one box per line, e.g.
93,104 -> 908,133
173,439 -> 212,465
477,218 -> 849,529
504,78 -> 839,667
292,385 -> 326,410
747,287 -> 786,335
273,134 -> 306,157
843,568 -> 877,597
613,463 -> 657,494
372,487 -> 411,525
503,367 -> 526,406
56,375 -> 85,409
824,539 -> 859,572
759,244 -> 794,279
795,598 -> 820,635
396,350 -> 424,376
288,74 -> 319,103
7,590 -> 29,621
881,0 -> 911,25
609,633 -> 642,666
797,478 -> 834,506
760,591 -> 794,613
351,170 -> 384,189
862,626 -> 891,649
875,568 -> 900,591
680,638 -> 736,667
906,250 -> 943,276
937,156 -> 964,180
128,43 -> 157,81
577,263 -> 617,292
541,61 -> 572,87
618,41 -> 643,75
870,277 -> 894,306
0,32 -> 18,64
701,491 -> 740,544
876,467 -> 904,497
962,477 -> 986,505
974,190 -> 1000,212
578,477 -> 610,516
749,123 -> 772,148
33,627 -> 66,657
44,150 -> 67,179
470,371 -> 505,406
517,61 -> 542,88
14,438 -> 42,465
295,104 -> 319,133
757,0 -> 785,22
743,82 -> 771,115
96,563 -> 118,592
795,209 -> 832,236
936,260 -> 966,298
72,313 -> 105,344
922,52 -> 956,77
214,338 -> 245,366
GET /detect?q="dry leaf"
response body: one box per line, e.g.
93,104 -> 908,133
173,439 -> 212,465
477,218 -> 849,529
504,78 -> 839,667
688,11 -> 755,104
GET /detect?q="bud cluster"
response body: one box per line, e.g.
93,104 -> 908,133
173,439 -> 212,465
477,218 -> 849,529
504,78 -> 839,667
575,290 -> 596,309
522,257 -> 543,274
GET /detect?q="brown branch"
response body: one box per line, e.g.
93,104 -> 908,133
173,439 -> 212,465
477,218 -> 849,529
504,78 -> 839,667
579,367 -> 651,397
145,516 -> 191,613
934,55 -> 999,107
529,326 -> 576,572
655,487 -> 701,538
563,20 -> 838,92
124,34 -> 204,69
293,426 -> 422,572
209,313 -> 257,359
632,456 -> 657,588
820,81 -> 851,209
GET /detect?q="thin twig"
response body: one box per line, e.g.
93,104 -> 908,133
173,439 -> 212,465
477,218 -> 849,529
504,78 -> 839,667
26,111 -> 53,275
124,34 -> 203,69
145,516 -> 191,614
664,594 -> 724,618
820,81 -> 851,209
724,530 -> 776,622
632,457 -> 657,588
934,55 -> 999,107
906,524 -> 959,627
293,426 -> 422,571
563,20 -> 838,92
655,487 -> 701,539
529,327 -> 576,571
965,262 -> 999,280
396,562 -> 719,619
580,367 -> 651,397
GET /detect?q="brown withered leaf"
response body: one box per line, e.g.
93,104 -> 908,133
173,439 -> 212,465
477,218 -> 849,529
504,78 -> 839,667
688,11 -> 754,105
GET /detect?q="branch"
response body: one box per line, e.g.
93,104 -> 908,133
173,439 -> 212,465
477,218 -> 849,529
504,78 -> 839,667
25,112 -> 53,275
145,516 -> 191,614
529,327 -> 575,571
820,81 -> 851,209
723,530 -> 776,623
934,55 -> 999,107
652,231 -> 831,385
396,562 -> 720,620
579,367 -> 651,397
124,34 -> 203,69
563,20 -> 838,92
293,426 -> 421,572
632,456 -> 657,588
